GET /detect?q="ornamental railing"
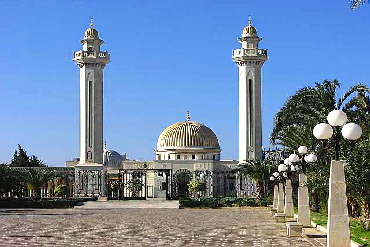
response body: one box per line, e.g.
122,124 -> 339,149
232,48 -> 268,57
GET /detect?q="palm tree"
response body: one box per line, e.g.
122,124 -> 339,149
271,79 -> 338,150
350,0 -> 367,9
26,168 -> 54,199
270,80 -> 369,212
235,160 -> 272,200
271,80 -> 368,154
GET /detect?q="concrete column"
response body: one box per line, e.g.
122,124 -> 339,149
284,179 -> 294,218
273,184 -> 278,209
327,160 -> 350,247
277,182 -> 284,213
297,173 -> 311,227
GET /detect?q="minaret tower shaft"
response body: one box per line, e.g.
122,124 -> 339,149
232,17 -> 268,162
73,20 -> 110,164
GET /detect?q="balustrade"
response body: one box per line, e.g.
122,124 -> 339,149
73,51 -> 109,59
232,48 -> 268,57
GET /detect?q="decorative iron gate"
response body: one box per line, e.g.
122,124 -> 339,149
75,170 -> 104,197
121,170 -> 147,199
107,169 -> 172,200
172,169 -> 192,199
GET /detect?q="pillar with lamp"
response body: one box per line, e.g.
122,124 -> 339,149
269,172 -> 279,216
313,109 -> 362,247
287,147 -> 317,227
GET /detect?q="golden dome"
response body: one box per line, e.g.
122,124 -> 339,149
157,120 -> 220,150
84,18 -> 99,39
242,16 -> 258,37
84,27 -> 99,39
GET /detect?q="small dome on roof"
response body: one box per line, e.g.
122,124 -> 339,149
103,148 -> 123,167
84,19 -> 99,39
242,16 -> 258,37
84,27 -> 99,39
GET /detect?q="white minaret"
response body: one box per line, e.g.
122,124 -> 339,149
73,20 -> 110,164
232,17 -> 268,162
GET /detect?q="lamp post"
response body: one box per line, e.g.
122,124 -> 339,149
276,164 -> 287,214
270,174 -> 279,210
281,159 -> 295,218
270,173 -> 279,216
288,147 -> 317,227
271,169 -> 286,222
313,109 -> 362,247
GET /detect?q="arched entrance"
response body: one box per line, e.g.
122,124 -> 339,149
172,169 -> 192,199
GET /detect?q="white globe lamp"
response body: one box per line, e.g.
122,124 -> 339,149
327,110 -> 348,126
341,123 -> 362,140
298,146 -> 308,155
305,153 -> 317,163
273,172 -> 279,177
284,158 -> 292,165
278,164 -> 287,172
289,153 -> 300,163
313,123 -> 333,140
270,176 -> 275,181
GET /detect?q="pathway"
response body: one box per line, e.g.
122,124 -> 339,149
0,206 -> 325,246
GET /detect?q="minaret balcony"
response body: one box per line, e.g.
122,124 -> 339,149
73,50 -> 110,64
232,48 -> 268,61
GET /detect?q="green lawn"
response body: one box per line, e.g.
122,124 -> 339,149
310,211 -> 370,246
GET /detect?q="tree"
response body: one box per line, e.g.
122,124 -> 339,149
54,185 -> 68,197
187,181 -> 206,198
342,85 -> 370,230
270,80 -> 369,212
346,135 -> 370,230
28,155 -> 46,167
10,145 -> 46,167
0,164 -> 27,198
26,168 -> 54,199
10,145 -> 29,167
271,80 -> 338,149
235,160 -> 272,200
350,0 -> 367,9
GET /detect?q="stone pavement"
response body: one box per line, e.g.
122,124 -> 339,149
79,198 -> 180,209
0,206 -> 326,247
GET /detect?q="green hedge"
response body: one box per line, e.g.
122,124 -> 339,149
179,196 -> 272,208
0,198 -> 90,208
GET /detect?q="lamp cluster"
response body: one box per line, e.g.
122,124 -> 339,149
270,146 -> 317,182
313,110 -> 362,141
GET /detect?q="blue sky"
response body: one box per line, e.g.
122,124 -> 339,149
0,1 -> 369,166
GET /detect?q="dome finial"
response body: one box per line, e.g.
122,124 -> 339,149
186,111 -> 190,121
89,17 -> 94,28
248,15 -> 251,26
104,139 -> 107,149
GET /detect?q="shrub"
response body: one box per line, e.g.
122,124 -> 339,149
258,195 -> 273,207
187,181 -> 207,197
179,196 -> 262,208
0,198 -> 87,208
54,185 -> 68,197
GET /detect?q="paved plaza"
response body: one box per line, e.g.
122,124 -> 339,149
0,204 -> 326,246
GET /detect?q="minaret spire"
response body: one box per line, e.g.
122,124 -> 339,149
232,17 -> 268,162
186,111 -> 190,122
73,23 -> 110,164
90,17 -> 94,28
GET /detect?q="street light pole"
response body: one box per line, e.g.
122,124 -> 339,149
289,147 -> 317,227
313,109 -> 362,247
